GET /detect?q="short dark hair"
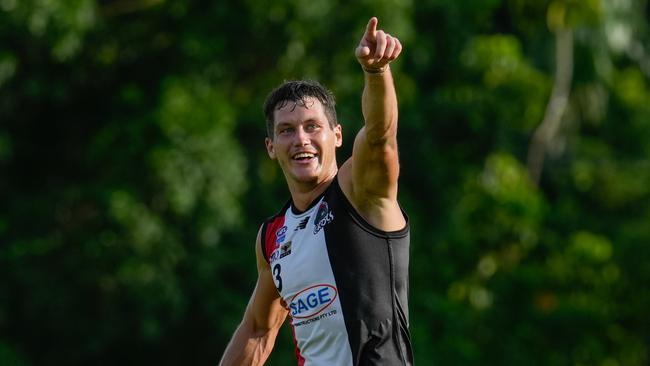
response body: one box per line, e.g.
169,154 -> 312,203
263,80 -> 338,138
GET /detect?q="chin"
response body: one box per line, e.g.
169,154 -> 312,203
289,169 -> 321,184
293,174 -> 320,184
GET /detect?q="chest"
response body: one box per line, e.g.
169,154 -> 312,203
267,202 -> 338,314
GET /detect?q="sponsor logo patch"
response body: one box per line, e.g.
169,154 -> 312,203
269,241 -> 292,262
293,309 -> 337,327
289,284 -> 338,319
279,241 -> 292,258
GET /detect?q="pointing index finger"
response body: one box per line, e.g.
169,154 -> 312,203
364,17 -> 378,40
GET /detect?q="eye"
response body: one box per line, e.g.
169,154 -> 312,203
278,127 -> 294,135
305,123 -> 320,132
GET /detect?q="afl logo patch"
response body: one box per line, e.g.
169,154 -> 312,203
289,284 -> 337,319
276,226 -> 288,243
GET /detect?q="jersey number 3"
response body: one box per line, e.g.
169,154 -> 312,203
272,263 -> 282,292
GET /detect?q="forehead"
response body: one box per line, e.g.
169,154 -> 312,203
273,97 -> 326,125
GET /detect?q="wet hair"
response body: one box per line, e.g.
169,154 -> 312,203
263,80 -> 338,138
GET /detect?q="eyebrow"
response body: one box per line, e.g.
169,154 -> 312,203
276,119 -> 321,129
275,122 -> 294,130
303,118 -> 323,125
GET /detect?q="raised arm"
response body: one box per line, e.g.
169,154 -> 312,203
219,227 -> 288,366
340,17 -> 405,232
355,17 -> 402,196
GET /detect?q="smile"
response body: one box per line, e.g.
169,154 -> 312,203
292,152 -> 317,161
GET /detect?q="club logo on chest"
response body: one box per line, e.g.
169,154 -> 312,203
313,202 -> 334,234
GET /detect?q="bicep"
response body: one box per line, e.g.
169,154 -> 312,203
348,126 -> 400,200
339,127 -> 406,232
248,269 -> 288,334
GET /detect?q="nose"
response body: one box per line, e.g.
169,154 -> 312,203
293,126 -> 310,146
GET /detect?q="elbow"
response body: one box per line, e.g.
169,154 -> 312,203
250,324 -> 273,340
240,315 -> 273,339
365,123 -> 398,146
247,312 -> 284,343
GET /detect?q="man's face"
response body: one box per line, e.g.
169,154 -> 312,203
265,97 -> 342,187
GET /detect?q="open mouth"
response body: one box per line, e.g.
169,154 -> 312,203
292,152 -> 317,162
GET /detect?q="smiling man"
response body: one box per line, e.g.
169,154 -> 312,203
219,17 -> 412,366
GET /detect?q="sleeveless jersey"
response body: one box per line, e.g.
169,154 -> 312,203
261,176 -> 413,365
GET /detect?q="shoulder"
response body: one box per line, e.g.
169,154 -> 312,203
259,201 -> 291,264
337,160 -> 406,232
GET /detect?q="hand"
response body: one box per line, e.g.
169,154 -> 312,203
355,17 -> 403,73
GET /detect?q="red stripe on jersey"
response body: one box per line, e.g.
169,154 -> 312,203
290,320 -> 305,366
264,216 -> 286,262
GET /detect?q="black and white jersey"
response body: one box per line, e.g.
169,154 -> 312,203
261,176 -> 413,365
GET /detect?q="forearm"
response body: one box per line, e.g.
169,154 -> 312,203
219,321 -> 277,366
361,66 -> 398,144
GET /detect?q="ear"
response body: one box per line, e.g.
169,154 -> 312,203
334,123 -> 342,148
265,137 -> 276,159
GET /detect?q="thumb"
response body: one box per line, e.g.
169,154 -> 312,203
355,45 -> 371,59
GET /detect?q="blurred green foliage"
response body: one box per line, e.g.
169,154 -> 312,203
1,0 -> 649,365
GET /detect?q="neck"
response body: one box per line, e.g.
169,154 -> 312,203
287,169 -> 338,212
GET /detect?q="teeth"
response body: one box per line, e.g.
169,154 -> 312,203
294,153 -> 315,159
